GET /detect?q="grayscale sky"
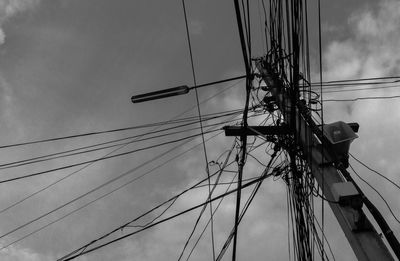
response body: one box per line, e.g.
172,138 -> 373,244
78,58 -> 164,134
0,0 -> 399,260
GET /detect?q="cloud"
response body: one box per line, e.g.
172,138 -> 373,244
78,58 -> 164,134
324,0 -> 400,80
321,1 -> 400,258
0,0 -> 40,44
189,20 -> 204,36
323,0 -> 400,121
0,243 -> 53,261
0,72 -> 26,139
322,23 -> 341,34
1,1 -> 399,260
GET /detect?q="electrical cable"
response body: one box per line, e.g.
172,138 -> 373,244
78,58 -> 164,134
0,111 -> 245,170
181,1 -> 216,258
0,131 -> 221,241
0,77 -> 246,151
0,102 -> 256,251
303,199 -> 336,261
56,158 -> 234,261
0,114 -> 255,216
0,81 -> 247,217
185,171 -> 239,261
348,164 -> 400,224
0,129 -> 228,247
323,95 -> 400,102
0,117 -> 207,150
0,130 -> 220,185
58,171 -> 274,261
0,109 -> 247,241
57,138 -> 269,261
2,105 -> 259,249
0,62 -> 248,260
339,166 -> 400,259
322,84 -> 400,93
177,142 -> 236,261
179,129 -> 270,259
311,76 -> 400,85
231,2 -> 253,260
2,130 -> 231,251
215,150 -> 281,261
349,153 -> 400,191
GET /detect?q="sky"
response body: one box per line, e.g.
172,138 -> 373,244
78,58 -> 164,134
0,0 -> 399,260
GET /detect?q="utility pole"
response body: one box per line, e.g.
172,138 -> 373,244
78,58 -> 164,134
251,58 -> 397,261
223,0 -> 399,258
222,58 -> 398,260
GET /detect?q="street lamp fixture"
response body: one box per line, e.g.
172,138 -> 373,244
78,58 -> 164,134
131,85 -> 189,103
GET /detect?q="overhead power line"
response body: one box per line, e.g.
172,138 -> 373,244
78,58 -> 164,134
58,173 -> 274,261
323,95 -> 400,102
0,111 -> 258,220
37,138 -> 269,261
231,1 -> 253,260
0,129 -> 226,241
0,109 -> 257,245
1,130 -> 232,251
323,84 -> 400,94
0,110 -> 246,170
0,130 -> 220,185
55,138 -> 269,260
349,153 -> 400,191
0,104 -> 246,150
0,80 -> 248,219
0,95 -> 254,248
349,164 -> 400,224
312,76 -> 400,85
181,0 -> 217,258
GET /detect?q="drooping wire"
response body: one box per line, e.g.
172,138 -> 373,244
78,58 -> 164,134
57,137 -> 269,261
185,170 -> 239,261
302,193 -> 336,261
323,95 -> 400,102
2,129 -> 230,251
0,81 -> 246,219
321,84 -> 400,93
349,164 -> 400,224
0,110 -> 244,171
0,130 -> 220,185
0,115 -> 249,217
313,76 -> 400,85
0,108 -> 255,243
181,1 -> 216,258
2,85 -> 253,250
349,153 -> 400,191
216,150 -> 282,261
0,76 -> 246,151
0,131 -> 221,241
56,157 -> 234,261
182,134 -> 272,260
58,171 -> 275,261
231,0 -> 254,259
177,141 -> 236,261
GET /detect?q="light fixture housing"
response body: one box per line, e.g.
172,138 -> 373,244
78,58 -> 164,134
323,121 -> 358,167
131,85 -> 189,103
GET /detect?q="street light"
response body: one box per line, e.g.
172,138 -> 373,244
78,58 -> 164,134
130,75 -> 247,104
131,85 -> 189,103
323,121 -> 358,167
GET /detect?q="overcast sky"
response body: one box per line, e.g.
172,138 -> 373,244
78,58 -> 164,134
0,0 -> 399,260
